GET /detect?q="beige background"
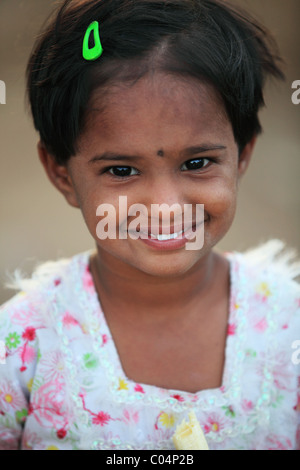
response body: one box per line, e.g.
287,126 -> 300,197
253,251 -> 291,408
0,0 -> 299,305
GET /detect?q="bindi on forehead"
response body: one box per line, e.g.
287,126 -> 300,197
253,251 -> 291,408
157,149 -> 165,157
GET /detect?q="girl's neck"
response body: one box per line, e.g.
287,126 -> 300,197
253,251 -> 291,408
89,248 -> 229,325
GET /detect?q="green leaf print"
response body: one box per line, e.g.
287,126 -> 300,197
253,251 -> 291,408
222,406 -> 236,418
36,348 -> 42,363
5,332 -> 21,349
16,408 -> 28,424
271,394 -> 284,408
245,349 -> 257,358
83,353 -> 99,370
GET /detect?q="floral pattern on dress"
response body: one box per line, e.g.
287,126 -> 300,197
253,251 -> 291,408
0,239 -> 299,450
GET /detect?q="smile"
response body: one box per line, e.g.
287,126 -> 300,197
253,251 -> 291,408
149,230 -> 184,241
96,196 -> 205,250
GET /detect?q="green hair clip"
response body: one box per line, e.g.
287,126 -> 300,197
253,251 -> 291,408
83,21 -> 103,61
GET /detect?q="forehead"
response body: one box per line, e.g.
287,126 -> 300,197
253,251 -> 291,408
79,73 -> 233,154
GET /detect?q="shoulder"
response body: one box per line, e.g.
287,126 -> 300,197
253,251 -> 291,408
0,250 -> 93,384
229,238 -> 300,299
226,239 -> 299,346
227,238 -> 300,362
0,250 -> 92,329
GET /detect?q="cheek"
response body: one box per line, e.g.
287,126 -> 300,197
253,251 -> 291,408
80,189 -> 128,240
201,178 -> 237,214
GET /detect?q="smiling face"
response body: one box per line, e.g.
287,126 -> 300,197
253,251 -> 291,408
39,73 -> 254,279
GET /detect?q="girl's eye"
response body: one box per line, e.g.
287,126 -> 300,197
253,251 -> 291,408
107,166 -> 139,178
181,158 -> 211,171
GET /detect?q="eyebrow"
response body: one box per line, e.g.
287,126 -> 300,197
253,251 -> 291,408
183,145 -> 227,157
88,145 -> 227,164
89,153 -> 141,164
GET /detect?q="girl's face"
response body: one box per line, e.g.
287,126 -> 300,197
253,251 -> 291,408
42,73 -> 254,278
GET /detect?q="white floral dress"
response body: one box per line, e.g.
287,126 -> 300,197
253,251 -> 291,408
0,240 -> 299,450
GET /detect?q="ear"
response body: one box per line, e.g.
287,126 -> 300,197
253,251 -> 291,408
237,136 -> 257,178
37,141 -> 80,208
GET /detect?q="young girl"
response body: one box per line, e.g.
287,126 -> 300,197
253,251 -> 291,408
0,0 -> 299,450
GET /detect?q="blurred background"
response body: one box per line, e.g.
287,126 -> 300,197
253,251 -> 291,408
0,0 -> 299,305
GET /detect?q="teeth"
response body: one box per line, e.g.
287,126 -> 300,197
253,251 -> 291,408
150,230 -> 184,241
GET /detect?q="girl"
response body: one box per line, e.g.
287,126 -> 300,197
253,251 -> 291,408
0,0 -> 299,450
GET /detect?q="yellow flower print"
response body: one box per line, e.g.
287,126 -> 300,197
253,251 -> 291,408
118,378 -> 129,391
27,378 -> 34,392
81,323 -> 89,334
211,422 -> 219,432
256,282 -> 271,298
46,445 -> 59,450
159,412 -> 175,428
4,394 -> 13,404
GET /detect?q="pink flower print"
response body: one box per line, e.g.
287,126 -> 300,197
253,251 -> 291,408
79,392 -> 112,427
134,384 -> 145,394
171,394 -> 184,402
82,265 -> 94,293
22,327 -> 36,342
30,381 -> 69,429
257,352 -> 294,391
0,380 -> 26,412
93,411 -> 112,426
241,399 -> 254,412
122,409 -> 139,425
38,351 -> 66,383
62,312 -> 80,329
12,305 -> 44,328
19,345 -> 36,364
266,434 -> 293,450
254,318 -> 268,332
203,413 -> 226,434
102,334 -> 108,346
19,327 -> 37,372
191,394 -> 199,403
227,323 -> 236,336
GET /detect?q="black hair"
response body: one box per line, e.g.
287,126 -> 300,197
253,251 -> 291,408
26,0 -> 284,165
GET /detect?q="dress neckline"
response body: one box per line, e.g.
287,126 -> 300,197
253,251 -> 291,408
74,250 -> 244,410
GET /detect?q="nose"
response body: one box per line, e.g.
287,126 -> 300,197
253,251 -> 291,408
143,174 -> 187,227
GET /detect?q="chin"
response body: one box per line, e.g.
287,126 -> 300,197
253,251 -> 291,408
132,251 -> 207,279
